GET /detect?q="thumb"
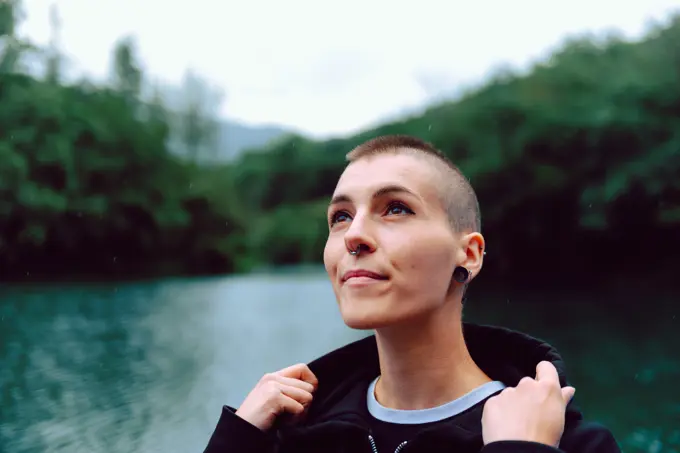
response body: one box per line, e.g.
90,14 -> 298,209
561,386 -> 576,404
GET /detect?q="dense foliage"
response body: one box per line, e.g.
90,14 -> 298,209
1,1 -> 678,281
231,16 -> 680,283
0,1 -> 248,278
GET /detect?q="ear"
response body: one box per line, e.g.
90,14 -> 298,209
457,232 -> 485,281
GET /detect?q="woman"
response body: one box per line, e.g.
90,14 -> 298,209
203,135 -> 621,453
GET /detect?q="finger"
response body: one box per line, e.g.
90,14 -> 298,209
276,394 -> 310,428
278,393 -> 306,416
274,375 -> 316,393
562,386 -> 576,404
535,361 -> 560,384
517,376 -> 534,387
278,383 -> 314,407
278,363 -> 319,389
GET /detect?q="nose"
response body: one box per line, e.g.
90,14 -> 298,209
344,211 -> 377,256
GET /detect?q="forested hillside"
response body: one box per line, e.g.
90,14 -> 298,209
1,0 -> 678,282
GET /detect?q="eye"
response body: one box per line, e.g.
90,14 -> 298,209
329,210 -> 351,226
385,202 -> 414,216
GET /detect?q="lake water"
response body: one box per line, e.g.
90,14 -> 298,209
0,272 -> 678,453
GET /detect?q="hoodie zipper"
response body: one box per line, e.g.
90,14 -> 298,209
368,435 -> 408,453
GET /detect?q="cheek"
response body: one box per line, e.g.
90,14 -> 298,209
323,236 -> 339,275
393,237 -> 455,288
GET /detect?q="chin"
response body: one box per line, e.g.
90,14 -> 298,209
341,314 -> 391,331
337,297 -> 409,331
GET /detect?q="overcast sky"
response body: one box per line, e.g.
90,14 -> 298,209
18,0 -> 680,138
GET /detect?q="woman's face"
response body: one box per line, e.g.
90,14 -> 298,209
323,153 -> 467,330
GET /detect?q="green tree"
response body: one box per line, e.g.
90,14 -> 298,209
43,3 -> 62,84
110,36 -> 143,104
0,0 -> 34,74
0,1 -> 248,279
170,70 -> 224,162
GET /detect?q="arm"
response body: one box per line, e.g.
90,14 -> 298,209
202,406 -> 278,453
480,421 -> 621,453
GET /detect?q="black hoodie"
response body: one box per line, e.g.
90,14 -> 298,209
203,323 -> 621,453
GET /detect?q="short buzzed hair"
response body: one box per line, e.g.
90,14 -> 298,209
346,135 -> 481,233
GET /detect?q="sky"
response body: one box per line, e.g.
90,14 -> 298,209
17,0 -> 680,138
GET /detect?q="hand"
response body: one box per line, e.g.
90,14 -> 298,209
482,361 -> 576,447
235,363 -> 319,432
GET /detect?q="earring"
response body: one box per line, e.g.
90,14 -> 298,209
452,266 -> 470,283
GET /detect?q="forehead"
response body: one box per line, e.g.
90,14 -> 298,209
334,153 -> 443,203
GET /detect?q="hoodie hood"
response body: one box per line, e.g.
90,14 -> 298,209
206,323 -> 619,453
281,323 -> 583,443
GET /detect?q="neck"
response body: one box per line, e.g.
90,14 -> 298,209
373,302 -> 492,410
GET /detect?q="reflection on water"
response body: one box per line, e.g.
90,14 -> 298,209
0,273 -> 678,453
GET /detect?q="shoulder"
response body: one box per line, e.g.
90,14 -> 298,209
560,420 -> 621,453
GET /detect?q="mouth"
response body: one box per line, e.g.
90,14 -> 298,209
341,269 -> 388,283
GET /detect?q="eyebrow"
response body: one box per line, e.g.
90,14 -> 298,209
329,184 -> 417,207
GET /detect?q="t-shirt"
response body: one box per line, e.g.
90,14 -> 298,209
366,378 -> 506,452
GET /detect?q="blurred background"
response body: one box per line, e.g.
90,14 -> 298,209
1,0 -> 679,452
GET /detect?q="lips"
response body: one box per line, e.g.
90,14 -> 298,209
341,269 -> 388,282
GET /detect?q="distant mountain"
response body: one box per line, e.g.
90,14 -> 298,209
166,117 -> 293,163
149,77 -> 293,162
216,119 -> 292,161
